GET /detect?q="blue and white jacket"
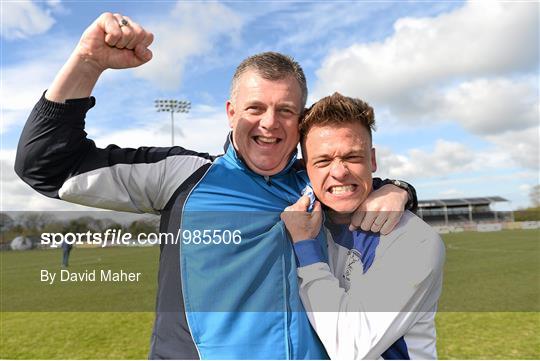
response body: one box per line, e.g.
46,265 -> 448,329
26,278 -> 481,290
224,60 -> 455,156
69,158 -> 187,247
293,212 -> 445,359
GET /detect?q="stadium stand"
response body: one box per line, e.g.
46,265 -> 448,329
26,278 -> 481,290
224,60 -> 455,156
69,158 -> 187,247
417,196 -> 513,226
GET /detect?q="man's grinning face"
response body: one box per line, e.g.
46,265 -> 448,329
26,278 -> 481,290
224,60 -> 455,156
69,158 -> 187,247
226,71 -> 303,176
304,122 -> 377,213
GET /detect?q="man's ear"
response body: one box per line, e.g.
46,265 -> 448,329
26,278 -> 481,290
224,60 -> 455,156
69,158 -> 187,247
371,147 -> 377,173
226,100 -> 235,128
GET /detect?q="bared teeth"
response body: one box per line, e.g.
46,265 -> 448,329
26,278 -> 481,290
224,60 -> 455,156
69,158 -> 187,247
257,136 -> 277,144
329,185 -> 355,194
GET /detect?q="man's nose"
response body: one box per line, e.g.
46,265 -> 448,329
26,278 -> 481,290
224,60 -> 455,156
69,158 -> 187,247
259,109 -> 279,130
330,160 -> 349,179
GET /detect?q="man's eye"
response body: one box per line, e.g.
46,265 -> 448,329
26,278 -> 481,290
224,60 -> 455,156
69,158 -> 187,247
346,156 -> 364,163
314,160 -> 330,168
278,108 -> 296,118
246,106 -> 262,114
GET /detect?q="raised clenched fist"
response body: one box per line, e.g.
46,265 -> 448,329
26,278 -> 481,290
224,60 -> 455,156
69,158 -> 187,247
76,12 -> 154,73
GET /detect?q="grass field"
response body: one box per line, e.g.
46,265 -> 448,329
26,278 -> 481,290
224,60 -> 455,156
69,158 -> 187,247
1,229 -> 539,359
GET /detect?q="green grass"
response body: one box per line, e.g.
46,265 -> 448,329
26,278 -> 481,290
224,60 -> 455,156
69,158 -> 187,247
439,229 -> 539,311
1,312 -> 154,359
1,247 -> 159,358
1,229 -> 539,359
1,246 -> 159,312
436,312 -> 540,359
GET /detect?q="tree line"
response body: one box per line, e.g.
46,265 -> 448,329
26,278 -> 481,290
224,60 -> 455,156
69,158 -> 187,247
0,213 -> 159,245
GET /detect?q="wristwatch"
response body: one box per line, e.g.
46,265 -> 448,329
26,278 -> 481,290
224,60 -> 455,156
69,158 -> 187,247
390,179 -> 418,212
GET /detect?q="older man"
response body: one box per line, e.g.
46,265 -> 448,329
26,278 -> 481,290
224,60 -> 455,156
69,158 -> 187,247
16,13 -> 416,359
282,93 -> 445,359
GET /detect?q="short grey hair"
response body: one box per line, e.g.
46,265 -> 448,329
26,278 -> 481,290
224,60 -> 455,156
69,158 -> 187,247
230,52 -> 308,109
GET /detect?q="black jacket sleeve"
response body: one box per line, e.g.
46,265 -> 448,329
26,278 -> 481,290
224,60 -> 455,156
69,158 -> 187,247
15,93 -> 213,213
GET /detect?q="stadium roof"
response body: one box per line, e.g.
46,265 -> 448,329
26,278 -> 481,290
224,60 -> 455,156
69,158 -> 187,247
418,196 -> 508,208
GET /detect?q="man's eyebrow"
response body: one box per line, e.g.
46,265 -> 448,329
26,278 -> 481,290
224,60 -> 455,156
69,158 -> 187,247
310,149 -> 365,161
277,102 -> 296,107
344,149 -> 365,156
244,100 -> 265,106
310,154 -> 331,162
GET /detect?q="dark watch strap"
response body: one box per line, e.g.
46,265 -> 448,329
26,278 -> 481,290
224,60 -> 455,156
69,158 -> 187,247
375,178 -> 418,212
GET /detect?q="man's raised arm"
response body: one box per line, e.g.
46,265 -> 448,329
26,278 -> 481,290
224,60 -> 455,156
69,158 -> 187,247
15,13 -> 213,214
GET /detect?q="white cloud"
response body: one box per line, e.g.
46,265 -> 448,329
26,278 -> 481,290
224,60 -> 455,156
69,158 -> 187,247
373,140 -> 537,208
414,171 -> 537,189
376,139 -> 516,180
0,148 -> 15,159
1,67 -> 50,133
45,0 -> 61,8
379,77 -> 538,136
375,128 -> 538,183
313,1 -> 537,102
93,106 -> 230,156
437,78 -> 538,135
0,44 -> 73,134
376,139 -> 481,180
518,184 -> 532,193
485,126 -> 540,171
311,0 -> 538,140
132,1 -> 243,90
1,1 -> 56,39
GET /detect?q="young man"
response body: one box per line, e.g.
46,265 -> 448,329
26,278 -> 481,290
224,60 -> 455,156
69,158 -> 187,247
16,13 -> 417,359
281,93 -> 445,359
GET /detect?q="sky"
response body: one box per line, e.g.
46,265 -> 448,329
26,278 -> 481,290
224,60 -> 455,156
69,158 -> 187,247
1,0 -> 538,212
